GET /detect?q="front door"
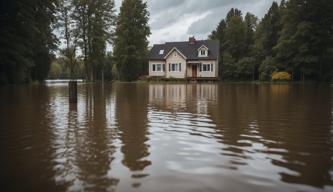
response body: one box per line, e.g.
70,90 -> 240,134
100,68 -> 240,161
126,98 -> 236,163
192,65 -> 197,77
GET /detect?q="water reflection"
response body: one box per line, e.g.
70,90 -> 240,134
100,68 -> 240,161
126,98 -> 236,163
49,84 -> 119,191
114,83 -> 151,187
2,83 -> 333,192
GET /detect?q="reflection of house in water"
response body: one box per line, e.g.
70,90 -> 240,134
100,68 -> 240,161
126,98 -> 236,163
149,83 -> 217,114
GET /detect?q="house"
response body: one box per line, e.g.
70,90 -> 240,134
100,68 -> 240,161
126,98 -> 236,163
148,37 -> 219,80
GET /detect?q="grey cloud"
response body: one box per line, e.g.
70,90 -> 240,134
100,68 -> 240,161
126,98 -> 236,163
187,0 -> 281,38
148,0 -> 185,14
187,12 -> 221,35
148,0 -> 268,30
115,0 -> 281,45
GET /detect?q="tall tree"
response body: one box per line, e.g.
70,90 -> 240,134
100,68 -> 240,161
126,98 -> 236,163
89,0 -> 116,81
210,8 -> 257,80
72,0 -> 116,82
274,0 -> 333,81
57,0 -> 78,79
0,0 -> 57,84
255,1 -> 283,80
113,0 -> 150,81
209,19 -> 227,77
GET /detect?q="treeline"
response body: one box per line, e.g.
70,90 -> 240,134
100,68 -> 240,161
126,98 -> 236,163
210,0 -> 333,81
0,0 -> 57,84
0,0 -> 150,84
55,0 -> 116,82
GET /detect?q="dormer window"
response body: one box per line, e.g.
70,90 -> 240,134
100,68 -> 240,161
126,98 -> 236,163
198,45 -> 209,57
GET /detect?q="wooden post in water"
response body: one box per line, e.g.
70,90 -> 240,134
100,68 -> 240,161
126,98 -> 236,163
69,80 -> 77,103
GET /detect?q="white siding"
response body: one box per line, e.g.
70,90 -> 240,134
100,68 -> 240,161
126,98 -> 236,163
149,56 -> 218,79
198,61 -> 216,77
149,60 -> 166,77
187,60 -> 218,78
165,50 -> 186,78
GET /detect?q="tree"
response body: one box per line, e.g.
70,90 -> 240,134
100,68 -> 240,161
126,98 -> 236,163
244,13 -> 258,56
274,0 -> 333,81
209,19 -> 227,77
224,9 -> 247,60
72,0 -> 116,81
259,56 -> 278,80
254,1 -> 283,80
49,61 -> 62,79
113,0 -> 150,81
57,0 -> 78,79
0,0 -> 57,84
210,8 -> 257,80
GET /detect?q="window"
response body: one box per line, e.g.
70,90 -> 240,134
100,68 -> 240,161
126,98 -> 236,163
199,47 -> 209,57
156,64 -> 161,71
159,50 -> 164,55
152,64 -> 164,72
172,63 -> 177,71
202,64 -> 212,71
170,63 -> 181,71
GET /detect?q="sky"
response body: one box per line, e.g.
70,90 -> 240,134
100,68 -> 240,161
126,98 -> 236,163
114,0 -> 281,46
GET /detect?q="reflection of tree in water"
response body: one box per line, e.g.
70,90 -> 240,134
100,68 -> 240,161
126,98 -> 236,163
2,85 -> 64,191
258,84 -> 333,188
74,84 -> 119,191
207,84 -> 333,188
115,83 -> 151,182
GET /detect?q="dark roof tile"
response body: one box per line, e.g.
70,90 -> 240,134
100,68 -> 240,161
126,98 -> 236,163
149,40 -> 219,60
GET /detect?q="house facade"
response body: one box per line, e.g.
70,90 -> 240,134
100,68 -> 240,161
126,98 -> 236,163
148,37 -> 219,79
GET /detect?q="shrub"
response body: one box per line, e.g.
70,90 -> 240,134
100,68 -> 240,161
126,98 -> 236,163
271,71 -> 292,81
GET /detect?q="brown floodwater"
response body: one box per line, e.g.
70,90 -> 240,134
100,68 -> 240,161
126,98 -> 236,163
1,82 -> 333,192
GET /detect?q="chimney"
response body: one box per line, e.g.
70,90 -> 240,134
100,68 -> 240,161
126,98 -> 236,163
189,36 -> 196,45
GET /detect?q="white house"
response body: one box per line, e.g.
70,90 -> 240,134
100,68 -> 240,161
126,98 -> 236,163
148,37 -> 220,80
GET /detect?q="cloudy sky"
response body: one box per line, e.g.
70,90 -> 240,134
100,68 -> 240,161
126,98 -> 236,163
114,0 -> 281,45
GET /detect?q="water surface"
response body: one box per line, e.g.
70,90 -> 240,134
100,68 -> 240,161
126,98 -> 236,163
2,82 -> 333,192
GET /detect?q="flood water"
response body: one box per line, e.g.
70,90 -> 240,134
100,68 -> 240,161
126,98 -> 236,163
2,82 -> 333,192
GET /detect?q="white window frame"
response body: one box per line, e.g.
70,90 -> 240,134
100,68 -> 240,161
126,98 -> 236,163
152,64 -> 163,72
169,63 -> 181,72
202,64 -> 213,72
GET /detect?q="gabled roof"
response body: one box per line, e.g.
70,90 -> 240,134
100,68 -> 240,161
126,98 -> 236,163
197,44 -> 209,51
163,47 -> 187,59
149,40 -> 219,60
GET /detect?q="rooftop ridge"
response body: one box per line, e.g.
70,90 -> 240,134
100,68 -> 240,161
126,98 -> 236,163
163,39 -> 215,44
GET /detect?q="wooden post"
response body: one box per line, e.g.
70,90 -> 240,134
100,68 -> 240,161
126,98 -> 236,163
69,80 -> 77,103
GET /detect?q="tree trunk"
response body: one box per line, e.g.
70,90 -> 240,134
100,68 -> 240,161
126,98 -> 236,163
69,81 -> 77,103
101,68 -> 104,83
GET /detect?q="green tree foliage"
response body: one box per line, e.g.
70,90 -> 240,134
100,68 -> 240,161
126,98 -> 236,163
210,0 -> 333,81
71,0 -> 116,81
274,0 -> 333,81
0,0 -> 57,84
48,53 -> 85,79
210,8 -> 257,80
49,61 -> 62,79
103,52 -> 114,81
113,0 -> 150,81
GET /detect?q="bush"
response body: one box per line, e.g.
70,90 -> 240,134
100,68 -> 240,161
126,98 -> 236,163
271,71 -> 291,81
